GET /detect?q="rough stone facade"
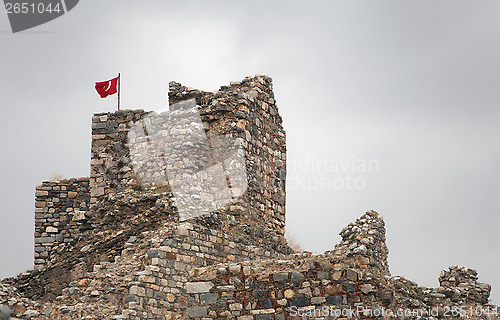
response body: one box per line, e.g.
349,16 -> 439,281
90,110 -> 147,204
1,75 -> 495,319
5,208 -> 497,319
183,211 -> 495,319
33,75 -> 286,271
167,76 -> 287,235
34,178 -> 90,270
88,74 -> 287,235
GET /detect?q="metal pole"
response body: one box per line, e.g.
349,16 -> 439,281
118,73 -> 121,111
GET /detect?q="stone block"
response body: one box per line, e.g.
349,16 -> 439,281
35,201 -> 46,208
284,289 -> 294,298
129,286 -> 146,296
360,284 -> 375,294
311,297 -> 326,304
72,210 -> 86,221
45,227 -> 58,233
185,282 -> 214,293
200,293 -> 218,305
346,269 -> 358,281
187,307 -> 207,318
325,295 -> 343,305
272,273 -> 288,282
229,303 -> 243,311
35,191 -> 48,197
290,297 -> 308,307
91,187 -> 105,197
291,272 -> 305,283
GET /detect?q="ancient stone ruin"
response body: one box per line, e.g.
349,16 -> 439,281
0,75 -> 498,319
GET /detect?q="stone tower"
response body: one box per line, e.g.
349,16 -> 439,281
34,75 -> 287,271
90,75 -> 286,234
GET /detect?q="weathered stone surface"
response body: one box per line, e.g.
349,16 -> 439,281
187,306 -> 207,318
360,283 -> 375,294
273,273 -> 288,282
290,272 -> 305,283
34,201 -> 46,208
284,289 -> 294,298
0,305 -> 11,320
186,282 -> 214,293
45,227 -> 58,233
33,178 -> 90,270
129,285 -> 145,296
200,293 -> 218,305
0,76 -> 494,320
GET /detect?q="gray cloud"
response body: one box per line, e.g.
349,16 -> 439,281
0,0 -> 498,303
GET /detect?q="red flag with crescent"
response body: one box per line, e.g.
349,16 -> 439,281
95,76 -> 119,98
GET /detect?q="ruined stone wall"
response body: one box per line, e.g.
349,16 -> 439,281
34,178 -> 90,270
127,101 -> 246,221
19,202 -> 498,320
25,200 -> 292,319
184,255 -> 375,319
168,75 -> 287,236
34,110 -> 149,271
90,110 -> 147,204
181,212 -> 495,320
329,210 -> 390,278
33,75 -> 286,272
184,257 -> 496,320
88,75 -> 285,235
182,210 -> 388,319
17,75 -> 498,320
90,75 -> 286,234
118,221 -> 291,318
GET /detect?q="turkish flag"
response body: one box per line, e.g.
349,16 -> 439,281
95,76 -> 119,98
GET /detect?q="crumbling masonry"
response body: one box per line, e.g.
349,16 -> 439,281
1,75 -> 496,319
34,75 -> 286,271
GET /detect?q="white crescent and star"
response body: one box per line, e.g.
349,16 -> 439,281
104,81 -> 112,91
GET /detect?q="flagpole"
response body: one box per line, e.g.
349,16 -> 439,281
117,73 -> 121,111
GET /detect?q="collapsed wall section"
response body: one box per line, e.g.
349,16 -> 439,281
27,210 -> 292,319
182,212 -> 495,320
185,258 -> 496,320
184,255 -> 375,320
117,221 -> 290,319
329,210 -> 390,278
24,197 -> 499,320
181,210 -> 391,319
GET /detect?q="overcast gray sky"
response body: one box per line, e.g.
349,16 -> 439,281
0,0 -> 498,304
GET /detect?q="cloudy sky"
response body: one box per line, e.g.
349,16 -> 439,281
0,0 -> 498,304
